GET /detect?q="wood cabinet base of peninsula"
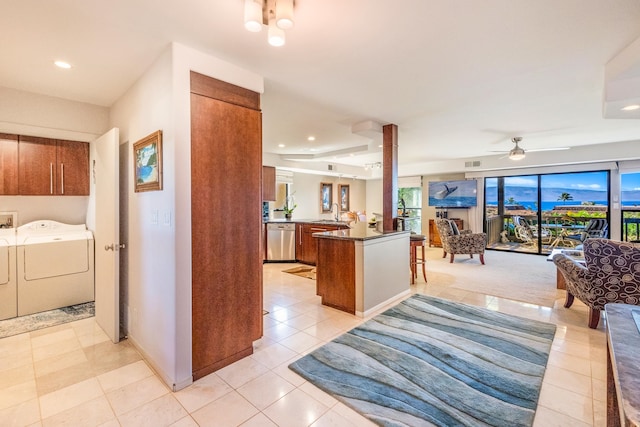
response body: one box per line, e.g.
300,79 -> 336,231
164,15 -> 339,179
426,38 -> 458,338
317,239 -> 356,314
316,231 -> 411,318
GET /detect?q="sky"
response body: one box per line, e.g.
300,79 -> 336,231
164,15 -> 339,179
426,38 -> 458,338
621,173 -> 640,191
483,171 -> 634,191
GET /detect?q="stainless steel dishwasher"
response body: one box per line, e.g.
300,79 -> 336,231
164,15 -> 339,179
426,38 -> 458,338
266,223 -> 296,261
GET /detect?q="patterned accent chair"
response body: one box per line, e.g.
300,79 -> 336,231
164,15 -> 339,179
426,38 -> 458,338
434,219 -> 487,264
553,238 -> 640,329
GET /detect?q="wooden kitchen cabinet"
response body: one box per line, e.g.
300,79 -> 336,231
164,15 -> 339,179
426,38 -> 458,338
0,133 -> 19,195
18,135 -> 89,195
262,165 -> 276,201
296,223 -> 304,262
298,223 -> 349,265
429,218 -> 463,247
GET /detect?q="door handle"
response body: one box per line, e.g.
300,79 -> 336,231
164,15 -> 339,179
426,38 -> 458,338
105,243 -> 126,251
60,163 -> 65,194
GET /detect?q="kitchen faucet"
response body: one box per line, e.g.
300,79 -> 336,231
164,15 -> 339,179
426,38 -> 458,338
332,202 -> 340,221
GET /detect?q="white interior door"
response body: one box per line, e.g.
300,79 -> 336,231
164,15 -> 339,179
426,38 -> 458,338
91,128 -> 120,343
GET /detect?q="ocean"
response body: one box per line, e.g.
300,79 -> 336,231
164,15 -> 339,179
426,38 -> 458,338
487,201 -> 640,210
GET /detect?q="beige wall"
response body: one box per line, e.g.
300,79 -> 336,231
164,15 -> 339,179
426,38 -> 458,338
272,172 -> 367,221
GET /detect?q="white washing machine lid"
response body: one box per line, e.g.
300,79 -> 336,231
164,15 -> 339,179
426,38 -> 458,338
16,220 -> 92,245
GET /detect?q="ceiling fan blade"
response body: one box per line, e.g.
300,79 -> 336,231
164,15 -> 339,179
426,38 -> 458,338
526,147 -> 570,152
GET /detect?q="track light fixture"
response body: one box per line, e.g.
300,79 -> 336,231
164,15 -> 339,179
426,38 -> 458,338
244,0 -> 295,46
364,162 -> 382,170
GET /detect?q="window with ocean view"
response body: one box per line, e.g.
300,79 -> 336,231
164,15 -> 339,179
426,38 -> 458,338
484,171 -> 609,255
621,172 -> 640,242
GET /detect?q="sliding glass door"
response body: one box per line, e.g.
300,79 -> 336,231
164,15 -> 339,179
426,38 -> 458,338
485,171 -> 609,255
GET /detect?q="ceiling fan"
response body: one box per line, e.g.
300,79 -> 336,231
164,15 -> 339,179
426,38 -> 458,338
493,137 -> 570,161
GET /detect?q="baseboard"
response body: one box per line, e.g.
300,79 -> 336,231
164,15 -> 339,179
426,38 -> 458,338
127,335 -> 193,392
356,289 -> 411,318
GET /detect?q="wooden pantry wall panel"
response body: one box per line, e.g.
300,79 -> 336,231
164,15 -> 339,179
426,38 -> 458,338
190,71 -> 263,380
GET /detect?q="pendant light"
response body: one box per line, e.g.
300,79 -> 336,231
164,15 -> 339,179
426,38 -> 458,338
244,0 -> 264,32
244,0 -> 294,46
268,14 -> 286,46
276,0 -> 294,29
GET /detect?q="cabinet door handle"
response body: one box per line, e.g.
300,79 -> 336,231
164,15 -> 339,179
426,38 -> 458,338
310,227 -> 327,231
299,226 -> 302,244
60,163 -> 65,194
49,163 -> 53,194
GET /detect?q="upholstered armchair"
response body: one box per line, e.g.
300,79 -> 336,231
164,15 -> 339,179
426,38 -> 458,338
434,219 -> 487,264
553,238 -> 640,329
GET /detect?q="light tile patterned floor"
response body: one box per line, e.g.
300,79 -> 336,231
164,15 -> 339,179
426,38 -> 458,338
0,256 -> 607,426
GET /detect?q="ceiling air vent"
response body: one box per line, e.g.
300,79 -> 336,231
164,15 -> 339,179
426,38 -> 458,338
465,160 -> 481,168
328,164 -> 336,171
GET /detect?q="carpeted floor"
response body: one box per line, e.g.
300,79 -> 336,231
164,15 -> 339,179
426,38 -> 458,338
282,265 -> 316,280
0,301 -> 95,338
290,294 -> 556,427
424,247 -> 562,307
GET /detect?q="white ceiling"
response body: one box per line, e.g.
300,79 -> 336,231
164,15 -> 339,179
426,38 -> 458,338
3,0 -> 640,176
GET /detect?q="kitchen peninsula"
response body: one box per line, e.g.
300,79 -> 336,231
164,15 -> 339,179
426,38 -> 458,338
314,222 -> 411,317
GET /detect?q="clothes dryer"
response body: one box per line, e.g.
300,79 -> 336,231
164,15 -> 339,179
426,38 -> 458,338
16,221 -> 94,316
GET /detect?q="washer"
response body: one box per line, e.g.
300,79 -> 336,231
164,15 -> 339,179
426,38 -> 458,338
0,228 -> 17,320
16,220 -> 94,316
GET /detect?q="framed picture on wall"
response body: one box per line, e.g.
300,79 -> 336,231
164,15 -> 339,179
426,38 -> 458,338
134,130 -> 163,192
320,182 -> 333,212
339,184 -> 350,212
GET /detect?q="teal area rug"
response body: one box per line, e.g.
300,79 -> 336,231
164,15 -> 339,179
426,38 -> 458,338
289,295 -> 556,426
0,301 -> 94,339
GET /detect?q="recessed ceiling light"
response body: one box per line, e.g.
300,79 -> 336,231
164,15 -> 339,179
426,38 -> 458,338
278,143 -> 285,148
307,136 -> 315,141
621,104 -> 640,111
309,148 -> 317,152
54,60 -> 71,69
378,144 -> 383,148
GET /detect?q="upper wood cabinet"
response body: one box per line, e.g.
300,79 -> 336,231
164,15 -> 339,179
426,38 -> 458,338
262,166 -> 276,201
18,136 -> 89,195
0,134 -> 19,195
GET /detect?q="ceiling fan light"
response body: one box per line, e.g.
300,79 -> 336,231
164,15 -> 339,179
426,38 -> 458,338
276,0 -> 294,29
509,148 -> 526,161
244,0 -> 264,32
268,16 -> 285,46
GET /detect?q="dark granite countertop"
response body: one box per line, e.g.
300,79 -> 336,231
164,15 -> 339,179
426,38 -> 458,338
264,219 -> 352,226
312,221 -> 410,241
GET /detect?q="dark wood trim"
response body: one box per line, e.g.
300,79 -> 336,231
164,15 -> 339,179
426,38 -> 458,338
382,124 -> 398,233
190,71 -> 260,111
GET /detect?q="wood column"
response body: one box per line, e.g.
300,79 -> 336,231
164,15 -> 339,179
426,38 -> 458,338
382,124 -> 398,232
